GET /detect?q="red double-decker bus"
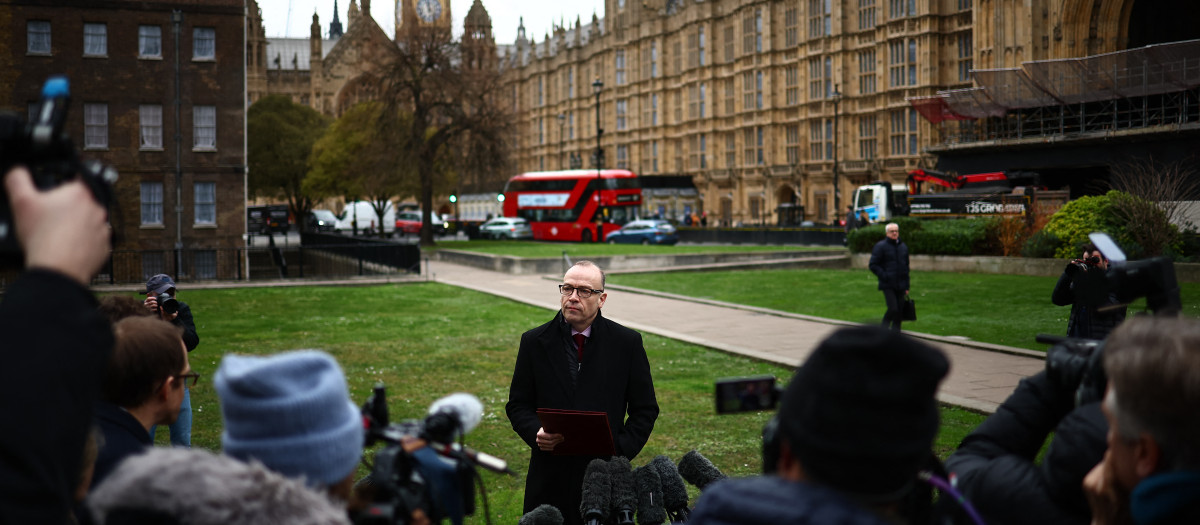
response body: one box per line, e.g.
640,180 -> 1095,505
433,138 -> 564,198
502,169 -> 642,242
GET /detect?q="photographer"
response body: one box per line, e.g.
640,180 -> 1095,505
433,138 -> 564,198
1,167 -> 114,523
943,370 -> 1109,524
142,273 -> 199,448
690,326 -> 949,525
1052,244 -> 1126,339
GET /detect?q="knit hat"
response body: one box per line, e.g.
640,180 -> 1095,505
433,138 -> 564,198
215,350 -> 363,487
779,325 -> 949,499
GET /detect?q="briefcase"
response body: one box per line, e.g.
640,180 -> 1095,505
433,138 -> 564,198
902,297 -> 917,321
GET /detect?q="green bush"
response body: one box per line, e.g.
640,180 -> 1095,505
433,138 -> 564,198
848,217 -> 924,253
850,217 -> 992,256
1021,229 -> 1062,258
1041,193 -> 1125,258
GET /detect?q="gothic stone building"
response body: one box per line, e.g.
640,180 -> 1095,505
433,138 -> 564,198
501,0 -> 1200,227
0,0 -> 247,283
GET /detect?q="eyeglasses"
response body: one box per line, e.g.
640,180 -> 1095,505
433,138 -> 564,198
174,372 -> 200,388
559,284 -> 603,299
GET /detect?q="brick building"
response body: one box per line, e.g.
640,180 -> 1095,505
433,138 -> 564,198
1,0 -> 246,282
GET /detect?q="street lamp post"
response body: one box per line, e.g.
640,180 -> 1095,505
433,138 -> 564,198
831,85 -> 843,222
592,77 -> 604,242
557,113 -> 566,170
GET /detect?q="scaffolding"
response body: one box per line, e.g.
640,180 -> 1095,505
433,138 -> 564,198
910,39 -> 1200,146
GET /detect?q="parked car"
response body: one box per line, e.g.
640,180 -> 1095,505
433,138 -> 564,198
335,201 -> 395,235
394,211 -> 448,236
605,219 -> 679,245
305,209 -> 339,232
248,205 -> 290,234
479,217 -> 532,240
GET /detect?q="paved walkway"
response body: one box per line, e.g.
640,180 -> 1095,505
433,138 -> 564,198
428,259 -> 1044,414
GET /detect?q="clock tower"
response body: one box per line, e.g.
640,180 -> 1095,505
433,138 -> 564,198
395,0 -> 451,38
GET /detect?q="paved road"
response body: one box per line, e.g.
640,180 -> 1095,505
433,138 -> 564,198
428,259 -> 1044,413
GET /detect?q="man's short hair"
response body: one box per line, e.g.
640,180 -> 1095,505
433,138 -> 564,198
97,295 -> 152,325
103,317 -> 185,408
1104,316 -> 1200,471
570,260 -> 606,287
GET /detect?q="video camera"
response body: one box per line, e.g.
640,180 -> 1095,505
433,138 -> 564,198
0,76 -> 117,257
357,383 -> 513,525
1039,232 -> 1182,406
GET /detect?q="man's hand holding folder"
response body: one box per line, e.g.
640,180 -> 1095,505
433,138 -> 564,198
535,408 -> 617,456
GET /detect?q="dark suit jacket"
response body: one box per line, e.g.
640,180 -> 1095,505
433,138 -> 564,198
506,310 -> 659,524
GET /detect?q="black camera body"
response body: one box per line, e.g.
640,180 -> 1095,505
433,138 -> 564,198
0,76 -> 117,256
357,384 -> 477,525
156,292 -> 179,316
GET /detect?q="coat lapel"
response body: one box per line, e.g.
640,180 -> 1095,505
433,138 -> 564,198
538,311 -> 576,402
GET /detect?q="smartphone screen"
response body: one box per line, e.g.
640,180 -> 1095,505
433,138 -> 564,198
715,375 -> 778,414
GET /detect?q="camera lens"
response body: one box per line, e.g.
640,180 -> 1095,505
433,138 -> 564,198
157,292 -> 179,315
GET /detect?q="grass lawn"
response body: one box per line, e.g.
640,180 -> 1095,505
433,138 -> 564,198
608,268 -> 1200,351
120,282 -> 984,524
429,240 -> 838,258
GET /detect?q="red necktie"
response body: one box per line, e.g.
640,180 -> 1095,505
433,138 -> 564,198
573,333 -> 586,363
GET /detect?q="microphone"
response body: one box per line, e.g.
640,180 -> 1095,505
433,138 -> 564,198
519,504 -> 564,525
678,450 -> 726,491
608,457 -> 638,525
580,458 -> 611,525
634,466 -> 667,525
428,442 -> 515,475
649,455 -> 690,522
427,392 -> 484,437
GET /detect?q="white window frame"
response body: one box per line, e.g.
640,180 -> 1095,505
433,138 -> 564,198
139,25 -> 162,59
140,105 -> 163,150
194,181 -> 216,225
84,103 -> 108,150
84,23 -> 107,57
193,105 -> 216,150
193,27 -> 215,60
141,182 -> 164,226
27,21 -> 51,55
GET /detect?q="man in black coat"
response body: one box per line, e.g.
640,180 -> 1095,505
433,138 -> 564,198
868,222 -> 910,331
0,167 -> 114,523
1051,243 -> 1126,340
506,261 -> 659,525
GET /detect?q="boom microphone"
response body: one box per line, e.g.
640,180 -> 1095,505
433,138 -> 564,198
519,504 -> 564,525
634,466 -> 667,525
608,457 -> 638,525
427,392 -> 484,437
678,450 -> 726,491
649,455 -> 690,522
580,458 -> 611,525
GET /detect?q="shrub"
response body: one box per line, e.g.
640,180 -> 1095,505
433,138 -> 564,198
1041,194 -> 1125,258
906,218 -> 991,256
1021,229 -> 1062,258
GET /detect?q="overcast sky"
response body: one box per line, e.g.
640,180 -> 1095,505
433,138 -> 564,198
254,0 -> 606,45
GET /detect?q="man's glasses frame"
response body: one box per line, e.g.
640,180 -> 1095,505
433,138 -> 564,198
559,284 -> 603,299
174,372 -> 200,388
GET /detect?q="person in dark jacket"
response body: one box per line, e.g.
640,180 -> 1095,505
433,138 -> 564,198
945,371 -> 1109,525
0,166 -> 114,524
506,261 -> 659,525
1084,316 -> 1200,525
690,326 -> 949,525
142,274 -> 199,448
868,222 -> 910,331
1051,243 -> 1126,340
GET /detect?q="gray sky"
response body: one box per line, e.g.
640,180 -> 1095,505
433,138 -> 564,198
254,0 -> 605,44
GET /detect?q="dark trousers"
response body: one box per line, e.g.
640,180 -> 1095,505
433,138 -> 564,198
882,288 -> 906,332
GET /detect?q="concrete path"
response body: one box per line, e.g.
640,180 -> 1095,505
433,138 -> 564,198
428,259 -> 1044,414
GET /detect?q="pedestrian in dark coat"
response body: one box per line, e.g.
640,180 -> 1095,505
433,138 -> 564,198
868,222 -> 910,331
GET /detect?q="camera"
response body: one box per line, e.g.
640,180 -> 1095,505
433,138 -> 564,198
714,375 -> 781,414
156,292 -> 179,316
0,76 -> 117,257
357,383 -> 511,525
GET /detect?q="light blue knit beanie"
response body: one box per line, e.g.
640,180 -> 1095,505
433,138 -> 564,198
215,350 -> 363,487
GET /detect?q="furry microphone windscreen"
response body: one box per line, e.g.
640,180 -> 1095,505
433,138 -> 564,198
678,450 -> 727,490
519,504 -> 564,525
649,455 -> 689,512
608,456 -> 638,523
634,466 -> 667,525
579,458 -> 612,523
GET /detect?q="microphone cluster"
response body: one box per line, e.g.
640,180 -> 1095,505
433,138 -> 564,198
525,450 -> 725,525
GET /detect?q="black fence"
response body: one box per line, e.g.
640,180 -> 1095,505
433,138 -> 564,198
678,227 -> 846,246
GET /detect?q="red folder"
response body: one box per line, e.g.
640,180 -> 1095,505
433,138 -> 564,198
536,408 -> 616,456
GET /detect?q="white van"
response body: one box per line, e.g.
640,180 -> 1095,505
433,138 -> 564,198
335,200 -> 396,235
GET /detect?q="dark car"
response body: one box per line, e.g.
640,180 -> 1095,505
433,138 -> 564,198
306,209 -> 338,232
604,219 -> 679,245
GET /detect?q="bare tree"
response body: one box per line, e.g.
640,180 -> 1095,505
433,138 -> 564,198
380,26 -> 513,246
1109,156 -> 1200,256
